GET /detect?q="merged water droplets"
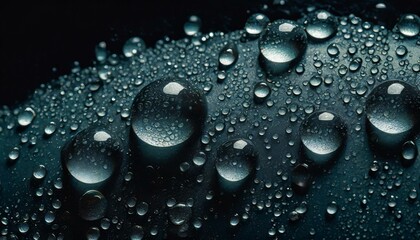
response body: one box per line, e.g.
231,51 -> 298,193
300,111 -> 347,166
365,81 -> 420,149
259,19 -> 307,75
216,139 -> 257,192
61,127 -> 122,184
304,10 -> 338,41
131,78 -> 207,162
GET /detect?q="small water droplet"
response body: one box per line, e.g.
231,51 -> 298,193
168,203 -> 192,226
17,107 -> 36,127
401,140 -> 417,166
33,165 -> 47,180
245,13 -> 270,37
326,201 -> 338,217
253,82 -> 271,103
184,15 -> 201,36
123,37 -> 146,58
95,41 -> 107,62
305,10 -> 338,41
218,43 -> 238,69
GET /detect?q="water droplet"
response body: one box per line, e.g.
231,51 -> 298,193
218,43 -> 238,69
349,57 -> 362,72
300,111 -> 347,166
17,107 -> 36,127
292,163 -> 311,194
130,225 -> 144,240
184,15 -> 201,36
43,122 -> 57,136
230,215 -> 240,226
305,10 -> 338,41
326,201 -> 338,217
79,190 -> 108,221
245,13 -> 270,37
33,165 -> 47,180
136,202 -> 149,216
401,140 -> 417,166
168,203 -> 192,226
18,222 -> 29,234
253,82 -> 271,103
86,227 -> 100,240
216,139 -> 257,191
123,37 -> 146,58
192,152 -> 206,166
95,41 -> 107,62
259,20 -> 307,75
366,81 -> 420,148
395,45 -> 407,57
131,78 -> 207,162
61,127 -> 122,184
395,14 -> 420,37
309,76 -> 322,87
327,43 -> 339,57
8,147 -> 20,161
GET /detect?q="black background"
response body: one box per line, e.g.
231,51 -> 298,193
0,0 -> 418,106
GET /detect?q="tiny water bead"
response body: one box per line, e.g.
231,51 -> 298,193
123,37 -> 146,58
305,10 -> 338,41
365,81 -> 420,148
216,139 -> 257,191
300,111 -> 347,166
17,107 -> 36,127
218,43 -> 239,69
259,19 -> 308,75
61,127 -> 122,184
79,190 -> 108,221
184,15 -> 202,36
245,13 -> 270,37
131,78 -> 207,162
395,14 -> 420,37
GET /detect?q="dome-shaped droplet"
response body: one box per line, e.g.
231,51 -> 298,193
216,139 -> 257,191
326,201 -> 338,217
184,15 -> 201,36
291,163 -> 311,194
123,37 -> 146,58
131,78 -> 207,163
245,13 -> 270,37
305,10 -> 338,41
61,127 -> 122,184
401,140 -> 417,166
366,81 -> 420,148
300,111 -> 347,166
33,165 -> 47,180
17,107 -> 36,127
79,190 -> 108,221
168,203 -> 192,226
259,19 -> 307,75
218,43 -> 238,69
253,82 -> 271,103
395,14 -> 420,37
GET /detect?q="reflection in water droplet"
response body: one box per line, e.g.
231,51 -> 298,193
305,10 -> 338,41
259,19 -> 307,75
395,14 -> 420,37
184,15 -> 201,36
18,107 -> 36,127
123,37 -> 146,58
168,203 -> 192,226
216,139 -> 257,191
131,78 -> 207,162
62,127 -> 122,184
79,190 -> 108,221
245,13 -> 270,37
366,81 -> 420,148
300,111 -> 347,165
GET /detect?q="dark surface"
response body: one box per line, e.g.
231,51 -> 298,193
0,0 -> 418,106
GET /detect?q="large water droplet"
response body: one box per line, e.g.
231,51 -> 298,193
61,127 -> 122,184
79,190 -> 108,221
300,111 -> 347,166
245,13 -> 270,37
259,19 -> 307,75
17,107 -> 36,127
123,37 -> 146,58
366,81 -> 420,149
305,10 -> 338,41
216,139 -> 257,192
395,14 -> 420,37
131,78 -> 207,163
